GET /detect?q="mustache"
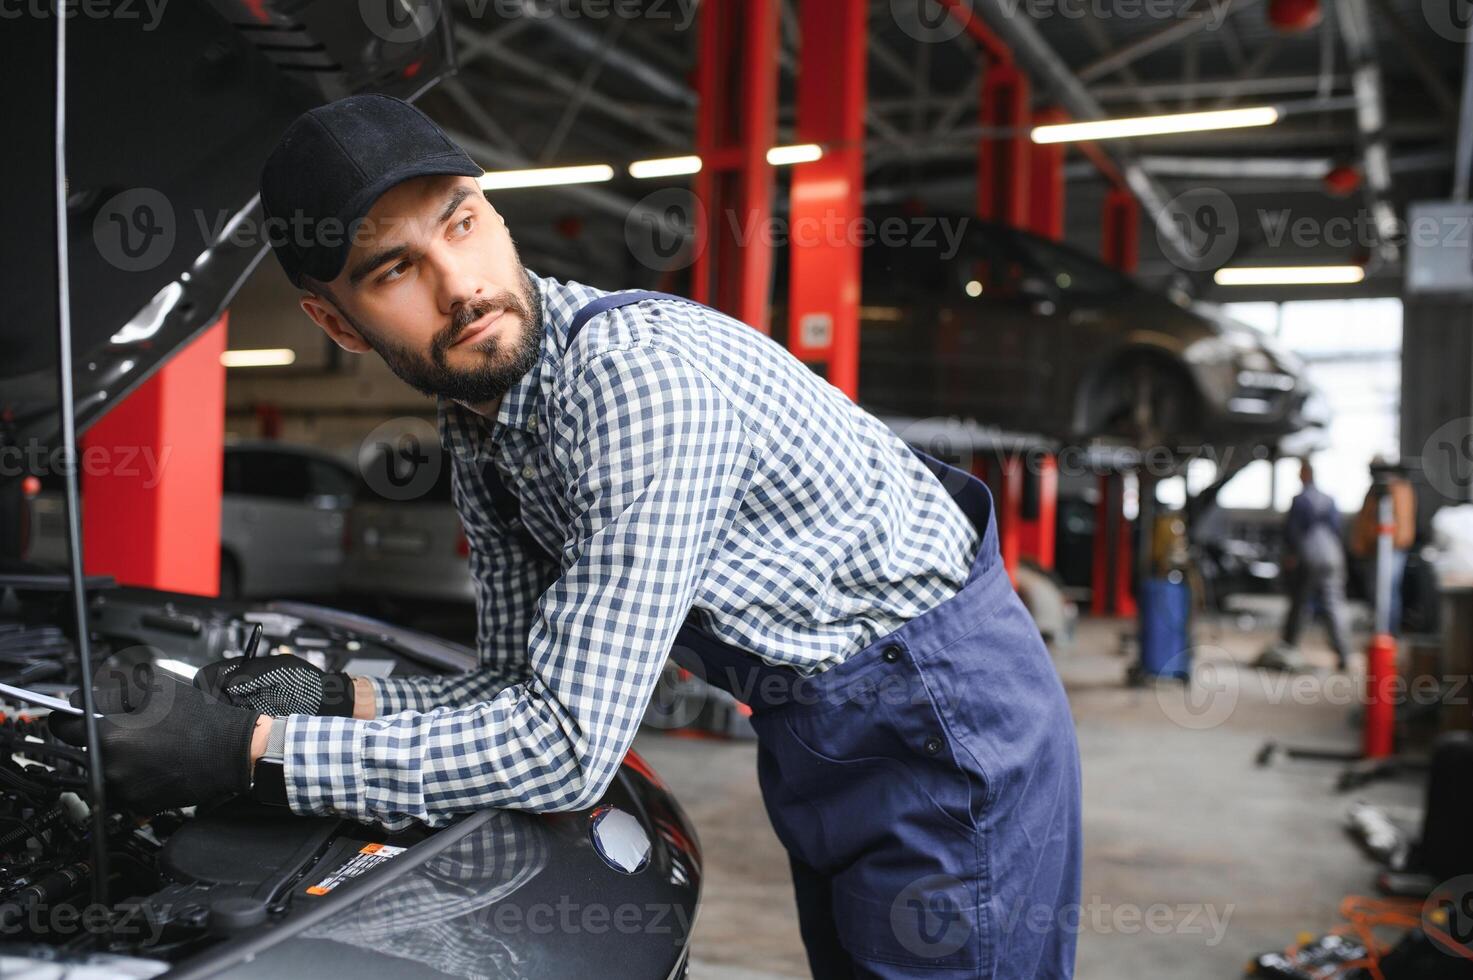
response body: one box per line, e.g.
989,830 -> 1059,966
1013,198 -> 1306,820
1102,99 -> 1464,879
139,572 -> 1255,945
441,291 -> 530,348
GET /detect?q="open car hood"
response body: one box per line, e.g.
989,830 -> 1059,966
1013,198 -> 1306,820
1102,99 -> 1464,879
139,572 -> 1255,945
2,2 -> 456,451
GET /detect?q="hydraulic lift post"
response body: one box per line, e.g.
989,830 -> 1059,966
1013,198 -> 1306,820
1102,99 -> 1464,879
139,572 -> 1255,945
82,316 -> 228,596
787,0 -> 866,398
691,0 -> 780,333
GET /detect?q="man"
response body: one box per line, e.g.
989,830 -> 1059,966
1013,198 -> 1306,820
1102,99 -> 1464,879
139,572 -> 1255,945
1350,456 -> 1417,635
56,95 -> 1081,978
1279,460 -> 1353,671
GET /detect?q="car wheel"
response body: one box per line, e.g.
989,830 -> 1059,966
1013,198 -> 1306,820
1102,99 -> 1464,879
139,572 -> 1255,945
1098,356 -> 1200,450
219,552 -> 241,600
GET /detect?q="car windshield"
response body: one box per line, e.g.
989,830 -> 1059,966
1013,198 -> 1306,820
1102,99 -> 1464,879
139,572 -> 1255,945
355,444 -> 455,505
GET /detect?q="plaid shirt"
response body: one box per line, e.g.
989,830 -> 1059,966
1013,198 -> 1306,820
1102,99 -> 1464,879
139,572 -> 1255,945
284,273 -> 979,829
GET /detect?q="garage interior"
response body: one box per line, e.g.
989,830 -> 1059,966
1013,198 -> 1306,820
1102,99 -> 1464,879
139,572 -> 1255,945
8,0 -> 1473,977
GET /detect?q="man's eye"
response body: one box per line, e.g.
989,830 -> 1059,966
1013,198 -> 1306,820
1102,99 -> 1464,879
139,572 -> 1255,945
455,214 -> 474,235
380,260 -> 410,283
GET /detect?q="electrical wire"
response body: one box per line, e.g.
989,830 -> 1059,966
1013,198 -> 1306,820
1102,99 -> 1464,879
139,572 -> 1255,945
1274,894 -> 1473,980
51,13 -> 110,911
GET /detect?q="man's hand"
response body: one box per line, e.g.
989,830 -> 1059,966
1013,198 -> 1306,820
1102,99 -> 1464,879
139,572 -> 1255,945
195,654 -> 355,717
50,662 -> 261,814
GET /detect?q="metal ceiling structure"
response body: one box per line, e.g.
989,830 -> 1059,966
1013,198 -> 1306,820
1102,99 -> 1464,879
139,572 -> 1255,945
418,0 -> 1469,297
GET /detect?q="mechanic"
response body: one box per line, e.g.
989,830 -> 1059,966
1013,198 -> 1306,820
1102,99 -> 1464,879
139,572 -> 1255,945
1278,459 -> 1353,671
57,95 -> 1081,979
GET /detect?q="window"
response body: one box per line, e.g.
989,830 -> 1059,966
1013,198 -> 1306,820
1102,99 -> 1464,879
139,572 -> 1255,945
1217,298 -> 1402,512
307,459 -> 356,500
1012,234 -> 1130,297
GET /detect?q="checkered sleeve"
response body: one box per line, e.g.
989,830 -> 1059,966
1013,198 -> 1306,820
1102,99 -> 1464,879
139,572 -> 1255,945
365,460 -> 555,716
283,345 -> 754,827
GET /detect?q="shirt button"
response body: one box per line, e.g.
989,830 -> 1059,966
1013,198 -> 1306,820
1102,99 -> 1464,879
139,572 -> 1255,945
527,418 -> 537,432
521,465 -> 535,480
924,736 -> 944,755
881,645 -> 902,663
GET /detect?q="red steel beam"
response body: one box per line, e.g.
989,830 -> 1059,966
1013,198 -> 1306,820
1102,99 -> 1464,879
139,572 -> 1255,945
978,63 -> 1030,227
1101,185 -> 1141,272
692,0 -> 780,332
82,317 -> 227,596
787,0 -> 866,398
1018,454 -> 1058,571
1028,106 -> 1068,240
933,0 -> 1013,64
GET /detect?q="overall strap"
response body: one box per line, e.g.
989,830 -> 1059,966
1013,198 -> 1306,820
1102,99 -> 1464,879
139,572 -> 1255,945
481,290 -> 703,542
565,290 -> 703,349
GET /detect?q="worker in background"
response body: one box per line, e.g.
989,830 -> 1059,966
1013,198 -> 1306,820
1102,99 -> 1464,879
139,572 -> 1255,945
1280,459 -> 1353,671
1350,456 -> 1417,635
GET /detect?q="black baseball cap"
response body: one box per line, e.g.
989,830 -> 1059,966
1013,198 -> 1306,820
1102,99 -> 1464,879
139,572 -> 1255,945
259,94 -> 483,288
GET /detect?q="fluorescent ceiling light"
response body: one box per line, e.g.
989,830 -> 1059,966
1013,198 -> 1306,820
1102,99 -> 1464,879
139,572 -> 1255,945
1213,265 -> 1365,286
629,155 -> 703,179
1031,106 -> 1280,144
767,144 -> 824,166
221,348 -> 296,368
478,164 -> 615,190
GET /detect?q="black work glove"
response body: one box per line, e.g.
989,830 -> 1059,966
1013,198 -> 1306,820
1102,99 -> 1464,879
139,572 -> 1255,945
194,654 -> 355,717
50,661 -> 260,814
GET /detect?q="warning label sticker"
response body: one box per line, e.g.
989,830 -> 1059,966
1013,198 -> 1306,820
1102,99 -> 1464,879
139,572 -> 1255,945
304,842 -> 407,896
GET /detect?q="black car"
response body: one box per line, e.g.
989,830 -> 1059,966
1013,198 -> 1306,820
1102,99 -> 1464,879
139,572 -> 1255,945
780,213 -> 1327,453
0,11 -> 699,978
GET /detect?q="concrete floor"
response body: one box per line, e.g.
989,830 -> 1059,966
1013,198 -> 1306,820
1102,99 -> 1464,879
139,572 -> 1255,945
632,613 -> 1423,979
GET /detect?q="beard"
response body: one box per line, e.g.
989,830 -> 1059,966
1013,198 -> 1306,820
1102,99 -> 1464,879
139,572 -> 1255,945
357,266 -> 544,405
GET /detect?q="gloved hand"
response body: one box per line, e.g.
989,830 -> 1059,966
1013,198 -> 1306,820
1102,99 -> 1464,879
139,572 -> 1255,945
194,654 -> 355,717
50,661 -> 261,814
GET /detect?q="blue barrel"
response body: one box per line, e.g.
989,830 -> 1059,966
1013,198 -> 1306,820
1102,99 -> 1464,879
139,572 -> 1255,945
1138,576 -> 1192,680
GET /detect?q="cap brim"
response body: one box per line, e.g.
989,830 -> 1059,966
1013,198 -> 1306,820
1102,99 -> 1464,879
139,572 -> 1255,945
307,153 -> 485,285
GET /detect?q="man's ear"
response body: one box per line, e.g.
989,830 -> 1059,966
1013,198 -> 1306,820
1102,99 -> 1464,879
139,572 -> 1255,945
300,292 -> 372,354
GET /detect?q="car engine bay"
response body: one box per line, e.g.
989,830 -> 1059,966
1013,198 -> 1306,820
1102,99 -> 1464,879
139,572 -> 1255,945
0,573 -> 451,969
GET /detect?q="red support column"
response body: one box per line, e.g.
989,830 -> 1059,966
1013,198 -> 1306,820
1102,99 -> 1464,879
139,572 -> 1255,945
1114,494 -> 1137,618
1018,453 -> 1058,571
1028,107 -> 1067,241
82,317 -> 227,596
978,63 -> 1030,227
692,0 -> 779,332
998,454 -> 1023,582
787,0 -> 866,398
1101,186 -> 1140,272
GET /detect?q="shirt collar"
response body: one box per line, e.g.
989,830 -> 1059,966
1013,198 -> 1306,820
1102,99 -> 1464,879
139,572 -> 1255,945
436,271 -> 600,461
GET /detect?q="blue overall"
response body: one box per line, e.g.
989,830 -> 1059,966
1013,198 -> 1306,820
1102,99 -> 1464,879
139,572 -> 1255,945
519,291 -> 1082,979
